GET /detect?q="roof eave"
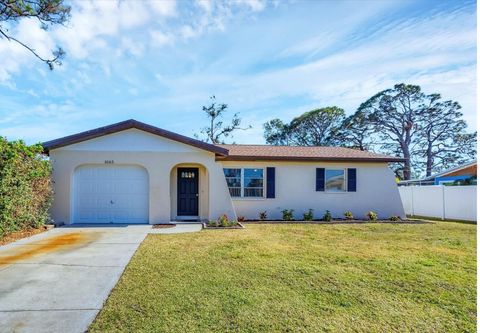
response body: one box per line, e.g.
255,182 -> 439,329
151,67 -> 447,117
42,119 -> 229,156
216,156 -> 406,163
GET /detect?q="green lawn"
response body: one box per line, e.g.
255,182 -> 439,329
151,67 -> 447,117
90,223 -> 476,333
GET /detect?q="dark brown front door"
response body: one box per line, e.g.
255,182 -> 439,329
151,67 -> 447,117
177,168 -> 199,216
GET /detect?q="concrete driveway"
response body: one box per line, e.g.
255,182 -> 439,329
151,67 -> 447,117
0,224 -> 202,333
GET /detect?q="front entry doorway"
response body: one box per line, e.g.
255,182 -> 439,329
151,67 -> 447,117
177,167 -> 199,216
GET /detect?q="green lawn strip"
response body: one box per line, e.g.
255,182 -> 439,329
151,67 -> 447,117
408,215 -> 476,225
90,223 -> 476,333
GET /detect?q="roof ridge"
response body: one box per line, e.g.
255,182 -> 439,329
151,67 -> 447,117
218,144 -> 404,162
42,119 -> 229,156
217,144 -> 358,149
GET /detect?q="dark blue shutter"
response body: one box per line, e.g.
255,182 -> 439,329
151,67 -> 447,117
266,167 -> 275,198
347,168 -> 357,192
316,168 -> 325,191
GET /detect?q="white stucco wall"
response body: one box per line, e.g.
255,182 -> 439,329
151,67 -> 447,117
48,128 -> 404,223
49,129 -> 236,224
220,161 -> 405,220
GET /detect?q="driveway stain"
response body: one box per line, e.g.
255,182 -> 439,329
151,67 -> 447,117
0,232 -> 100,266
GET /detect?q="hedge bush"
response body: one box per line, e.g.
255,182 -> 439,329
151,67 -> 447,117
0,138 -> 52,238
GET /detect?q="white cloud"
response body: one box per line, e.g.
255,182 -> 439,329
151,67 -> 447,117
150,30 -> 172,46
196,0 -> 213,13
146,2 -> 475,142
180,25 -> 198,39
0,0 -> 266,82
236,0 -> 266,12
118,38 -> 145,57
0,0 -> 475,145
118,1 -> 151,29
149,0 -> 177,16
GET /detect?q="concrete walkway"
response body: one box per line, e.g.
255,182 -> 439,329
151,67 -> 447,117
0,224 -> 202,333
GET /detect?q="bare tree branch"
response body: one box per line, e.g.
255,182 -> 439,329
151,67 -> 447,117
0,0 -> 70,69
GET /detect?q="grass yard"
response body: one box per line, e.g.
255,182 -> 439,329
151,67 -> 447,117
90,222 -> 476,333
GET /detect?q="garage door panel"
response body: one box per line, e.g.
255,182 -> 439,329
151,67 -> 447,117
95,209 -> 111,223
78,196 -> 96,208
74,165 -> 149,224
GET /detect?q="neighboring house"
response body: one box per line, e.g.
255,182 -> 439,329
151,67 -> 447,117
42,119 -> 405,224
398,161 -> 477,186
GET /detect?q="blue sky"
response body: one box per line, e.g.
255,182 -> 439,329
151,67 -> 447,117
0,0 -> 476,144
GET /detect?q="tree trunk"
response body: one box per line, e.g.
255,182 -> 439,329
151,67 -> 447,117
403,155 -> 411,180
425,142 -> 434,177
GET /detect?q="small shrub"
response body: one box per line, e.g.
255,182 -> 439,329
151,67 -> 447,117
259,211 -> 267,221
282,209 -> 294,221
389,215 -> 401,221
323,210 -> 332,222
344,211 -> 354,220
237,216 -> 246,222
303,209 -> 314,221
218,214 -> 229,227
366,211 -> 378,221
210,214 -> 238,227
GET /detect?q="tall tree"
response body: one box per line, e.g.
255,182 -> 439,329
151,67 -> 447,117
264,107 -> 345,146
357,84 -> 424,180
356,83 -> 476,179
198,96 -> 251,144
415,94 -> 476,177
0,0 -> 70,69
263,119 -> 293,145
338,110 -> 374,151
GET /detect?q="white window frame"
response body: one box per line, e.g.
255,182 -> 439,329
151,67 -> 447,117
325,168 -> 347,193
224,168 -> 242,197
224,167 -> 266,199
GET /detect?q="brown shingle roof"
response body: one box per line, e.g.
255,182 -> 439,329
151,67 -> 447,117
216,144 -> 404,162
41,119 -> 403,163
42,119 -> 228,155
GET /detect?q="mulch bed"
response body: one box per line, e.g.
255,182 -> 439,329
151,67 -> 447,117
152,224 -> 177,229
0,225 -> 53,246
242,219 -> 431,225
203,222 -> 245,229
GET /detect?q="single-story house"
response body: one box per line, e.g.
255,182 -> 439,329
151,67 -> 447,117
398,160 -> 477,186
42,119 -> 405,224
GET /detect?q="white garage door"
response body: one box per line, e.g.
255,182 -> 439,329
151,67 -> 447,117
73,165 -> 149,224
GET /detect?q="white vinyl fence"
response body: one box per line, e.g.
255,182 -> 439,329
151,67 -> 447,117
398,185 -> 477,221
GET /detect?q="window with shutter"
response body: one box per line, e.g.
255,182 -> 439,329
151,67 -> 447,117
347,168 -> 357,192
266,167 -> 275,198
316,168 -> 325,191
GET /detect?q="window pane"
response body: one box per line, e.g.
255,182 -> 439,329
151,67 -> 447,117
223,168 -> 241,197
228,188 -> 242,197
243,168 -> 263,197
226,178 -> 241,187
244,168 -> 263,178
244,178 -> 263,188
224,168 -> 241,177
244,188 -> 264,197
224,168 -> 264,198
325,169 -> 345,192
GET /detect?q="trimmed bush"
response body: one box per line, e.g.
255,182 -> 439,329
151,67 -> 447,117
323,210 -> 332,222
259,211 -> 267,221
344,211 -> 354,219
282,209 -> 294,221
0,138 -> 52,238
366,211 -> 378,221
303,209 -> 314,221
